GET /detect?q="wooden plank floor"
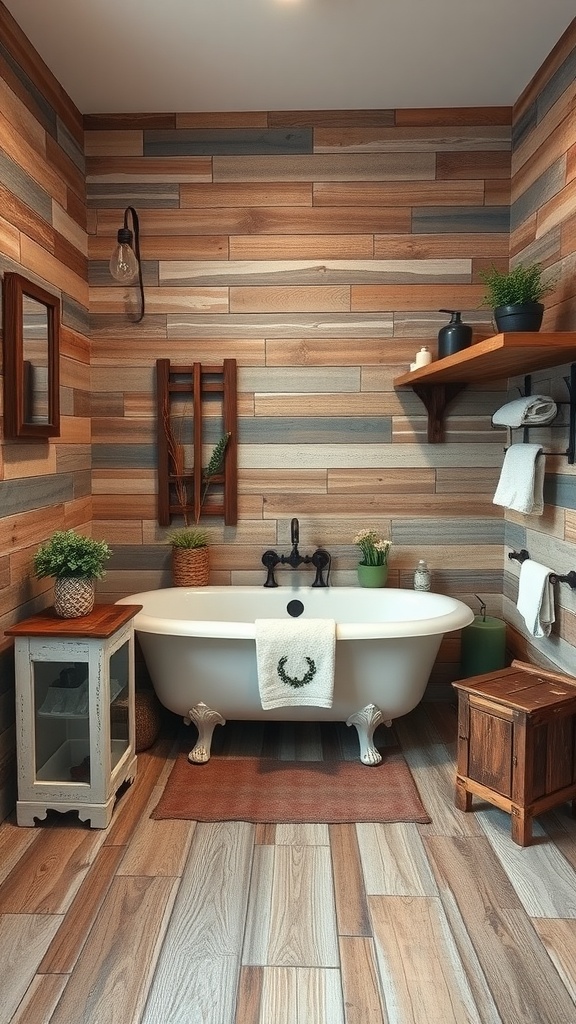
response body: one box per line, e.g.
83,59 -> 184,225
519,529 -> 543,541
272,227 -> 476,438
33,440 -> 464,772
1,704 -> 576,1023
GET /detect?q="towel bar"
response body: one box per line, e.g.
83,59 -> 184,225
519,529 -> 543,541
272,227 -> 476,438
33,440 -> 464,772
508,550 -> 576,589
503,367 -> 576,464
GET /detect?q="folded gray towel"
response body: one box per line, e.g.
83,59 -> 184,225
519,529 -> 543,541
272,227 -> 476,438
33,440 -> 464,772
492,395 -> 557,428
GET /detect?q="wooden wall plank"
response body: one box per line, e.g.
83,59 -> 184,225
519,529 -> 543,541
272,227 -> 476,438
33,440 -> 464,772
313,180 -> 485,206
213,153 -> 437,182
86,156 -> 212,182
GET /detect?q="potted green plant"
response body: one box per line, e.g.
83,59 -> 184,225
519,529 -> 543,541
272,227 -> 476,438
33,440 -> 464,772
353,529 -> 391,588
480,261 -> 554,332
33,529 -> 111,617
167,527 -> 209,587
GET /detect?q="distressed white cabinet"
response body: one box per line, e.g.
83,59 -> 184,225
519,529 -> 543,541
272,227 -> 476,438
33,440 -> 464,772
6,604 -> 142,828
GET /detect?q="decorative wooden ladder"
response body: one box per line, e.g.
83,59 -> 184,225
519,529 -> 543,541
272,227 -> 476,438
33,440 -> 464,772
156,358 -> 237,527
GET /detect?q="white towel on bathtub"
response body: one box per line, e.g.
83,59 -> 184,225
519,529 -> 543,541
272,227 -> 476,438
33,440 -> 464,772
255,618 -> 336,710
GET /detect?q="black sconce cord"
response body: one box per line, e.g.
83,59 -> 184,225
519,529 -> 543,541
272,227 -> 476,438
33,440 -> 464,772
123,206 -> 145,323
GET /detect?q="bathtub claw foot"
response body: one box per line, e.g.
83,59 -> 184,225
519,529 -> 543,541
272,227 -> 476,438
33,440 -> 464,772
346,703 -> 384,766
187,702 -> 226,764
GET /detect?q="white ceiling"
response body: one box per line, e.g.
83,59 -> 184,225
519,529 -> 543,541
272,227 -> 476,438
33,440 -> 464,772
4,0 -> 576,114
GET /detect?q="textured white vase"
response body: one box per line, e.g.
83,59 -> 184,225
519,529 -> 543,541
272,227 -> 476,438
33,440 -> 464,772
53,577 -> 95,618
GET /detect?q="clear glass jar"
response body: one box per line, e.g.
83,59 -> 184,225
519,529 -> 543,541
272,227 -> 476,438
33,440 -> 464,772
414,559 -> 431,591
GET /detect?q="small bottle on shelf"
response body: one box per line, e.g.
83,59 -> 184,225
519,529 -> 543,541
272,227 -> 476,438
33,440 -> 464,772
415,346 -> 432,368
414,559 -> 431,591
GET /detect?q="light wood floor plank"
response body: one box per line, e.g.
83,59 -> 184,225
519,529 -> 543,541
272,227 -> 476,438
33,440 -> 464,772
0,914 -> 62,1024
0,827 -> 105,914
275,824 -> 329,846
535,805 -> 576,872
356,822 -> 438,896
243,845 -> 275,966
260,967 -> 345,1024
267,846 -> 339,967
144,953 -> 241,1024
369,895 -> 483,1024
532,919 -> 576,1003
117,783 -> 196,876
339,936 -> 387,1024
37,846 -> 125,974
425,835 -> 576,1023
477,806 -> 576,918
8,973 -> 67,1024
393,731 -> 484,837
142,822 -> 254,1023
330,823 -> 372,936
418,864 -> 503,1023
48,876 -> 177,1024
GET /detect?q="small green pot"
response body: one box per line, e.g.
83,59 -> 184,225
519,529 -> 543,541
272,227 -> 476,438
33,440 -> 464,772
357,563 -> 388,588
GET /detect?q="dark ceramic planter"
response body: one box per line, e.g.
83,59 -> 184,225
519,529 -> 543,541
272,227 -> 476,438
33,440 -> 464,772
494,301 -> 544,332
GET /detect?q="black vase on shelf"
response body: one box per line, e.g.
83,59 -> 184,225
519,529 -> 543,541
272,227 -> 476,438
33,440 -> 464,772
437,309 -> 473,358
494,302 -> 544,333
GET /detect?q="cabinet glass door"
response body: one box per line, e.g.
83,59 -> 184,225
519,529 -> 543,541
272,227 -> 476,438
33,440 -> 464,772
33,659 -> 91,784
109,639 -> 130,770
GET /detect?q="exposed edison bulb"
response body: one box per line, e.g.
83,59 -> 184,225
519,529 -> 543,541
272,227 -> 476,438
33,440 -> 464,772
109,226 -> 139,282
109,242 -> 139,282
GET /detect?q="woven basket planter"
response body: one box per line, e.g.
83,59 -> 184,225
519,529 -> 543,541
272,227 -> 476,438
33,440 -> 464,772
172,546 -> 210,587
54,577 -> 95,618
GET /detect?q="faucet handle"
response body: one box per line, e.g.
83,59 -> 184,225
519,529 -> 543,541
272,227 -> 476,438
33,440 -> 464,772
262,549 -> 280,588
311,548 -> 331,587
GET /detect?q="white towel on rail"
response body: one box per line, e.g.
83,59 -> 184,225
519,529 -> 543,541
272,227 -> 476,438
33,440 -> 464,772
516,559 -> 555,638
255,618 -> 336,710
492,443 -> 545,515
492,395 -> 557,428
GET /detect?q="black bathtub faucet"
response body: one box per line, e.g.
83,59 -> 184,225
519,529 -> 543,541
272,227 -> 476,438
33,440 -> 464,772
262,518 -> 331,587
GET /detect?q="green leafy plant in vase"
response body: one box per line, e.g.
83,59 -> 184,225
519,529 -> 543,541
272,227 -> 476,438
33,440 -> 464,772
353,529 -> 391,588
33,529 -> 112,617
480,261 -> 554,333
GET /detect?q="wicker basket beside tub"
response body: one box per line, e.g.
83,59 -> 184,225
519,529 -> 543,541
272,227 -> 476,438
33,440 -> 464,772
113,689 -> 163,752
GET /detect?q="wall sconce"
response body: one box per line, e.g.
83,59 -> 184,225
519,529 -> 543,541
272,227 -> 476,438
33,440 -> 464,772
109,206 -> 145,322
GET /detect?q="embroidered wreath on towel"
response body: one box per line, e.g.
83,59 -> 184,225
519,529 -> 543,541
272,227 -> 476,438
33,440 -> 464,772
276,655 -> 317,689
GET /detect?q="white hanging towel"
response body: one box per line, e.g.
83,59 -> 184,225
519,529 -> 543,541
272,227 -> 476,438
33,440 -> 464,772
493,444 -> 545,515
492,395 -> 557,428
516,559 -> 555,638
255,618 -> 336,710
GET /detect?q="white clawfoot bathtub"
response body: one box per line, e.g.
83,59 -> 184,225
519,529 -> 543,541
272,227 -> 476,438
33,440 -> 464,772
117,587 -> 473,765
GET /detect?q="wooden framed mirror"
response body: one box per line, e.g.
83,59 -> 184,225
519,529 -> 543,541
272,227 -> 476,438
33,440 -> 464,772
2,272 -> 60,439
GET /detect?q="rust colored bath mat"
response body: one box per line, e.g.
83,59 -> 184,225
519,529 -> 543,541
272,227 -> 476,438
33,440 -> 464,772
151,722 -> 430,824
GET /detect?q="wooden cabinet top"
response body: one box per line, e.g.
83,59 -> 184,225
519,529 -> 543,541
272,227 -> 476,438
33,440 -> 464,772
394,332 -> 576,387
5,604 -> 142,639
453,665 -> 576,714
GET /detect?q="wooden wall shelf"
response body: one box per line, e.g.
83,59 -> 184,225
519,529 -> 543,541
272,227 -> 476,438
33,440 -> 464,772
156,359 -> 237,527
393,332 -> 576,443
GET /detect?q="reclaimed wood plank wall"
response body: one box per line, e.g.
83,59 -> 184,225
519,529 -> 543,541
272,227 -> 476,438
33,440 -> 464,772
0,4 -> 90,819
86,108 -> 512,634
504,21 -> 576,670
0,0 -> 575,819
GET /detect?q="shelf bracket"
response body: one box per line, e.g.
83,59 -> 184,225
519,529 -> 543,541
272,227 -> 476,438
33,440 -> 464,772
411,383 -> 467,443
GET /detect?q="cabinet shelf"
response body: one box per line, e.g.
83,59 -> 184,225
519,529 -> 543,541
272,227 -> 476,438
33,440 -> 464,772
393,332 -> 576,442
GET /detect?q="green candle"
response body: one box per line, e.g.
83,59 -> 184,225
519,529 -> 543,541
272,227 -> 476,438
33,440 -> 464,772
460,615 -> 507,677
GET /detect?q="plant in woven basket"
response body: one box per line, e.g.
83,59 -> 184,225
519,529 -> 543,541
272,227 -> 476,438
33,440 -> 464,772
167,528 -> 208,550
167,528 -> 210,587
33,530 -> 112,617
